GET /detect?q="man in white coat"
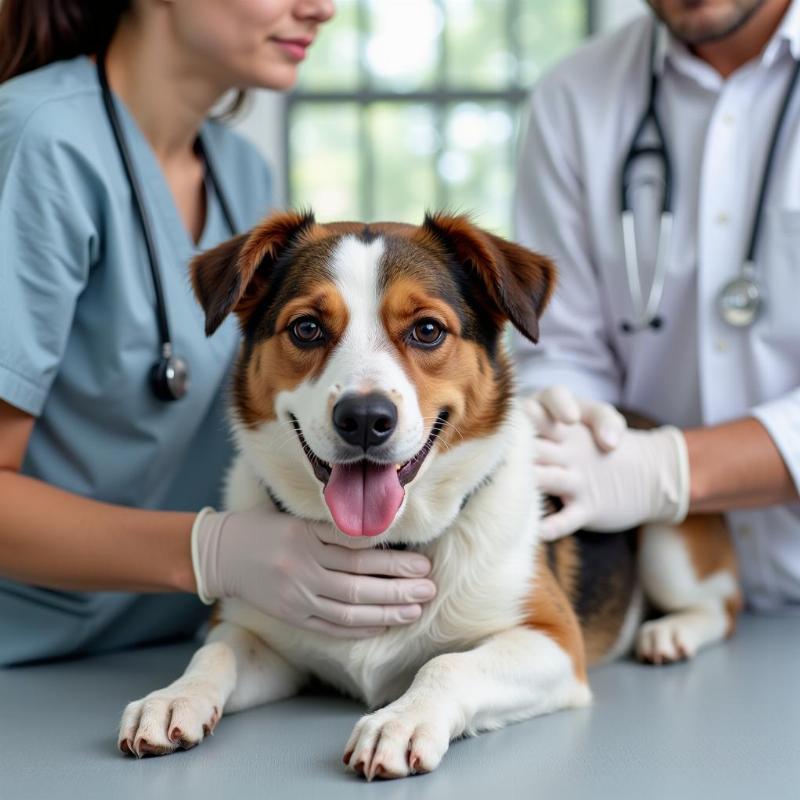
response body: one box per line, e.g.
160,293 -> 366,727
515,0 -> 800,612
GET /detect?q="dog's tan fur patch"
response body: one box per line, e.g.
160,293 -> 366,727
233,282 -> 349,427
525,547 -> 588,683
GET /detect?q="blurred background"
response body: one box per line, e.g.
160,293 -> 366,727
235,0 -> 643,236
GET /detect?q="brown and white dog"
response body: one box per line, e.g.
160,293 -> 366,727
118,211 -> 742,779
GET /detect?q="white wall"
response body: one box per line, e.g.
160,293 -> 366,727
599,0 -> 646,30
232,91 -> 287,208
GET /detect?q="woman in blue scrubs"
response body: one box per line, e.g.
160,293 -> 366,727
0,0 -> 436,666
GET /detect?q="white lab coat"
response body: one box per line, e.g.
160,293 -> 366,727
513,8 -> 800,612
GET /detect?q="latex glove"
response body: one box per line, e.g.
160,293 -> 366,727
522,385 -> 627,452
191,507 -> 436,638
535,421 -> 690,541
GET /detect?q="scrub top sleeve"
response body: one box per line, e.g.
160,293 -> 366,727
0,119 -> 97,416
511,84 -> 622,404
751,387 -> 800,495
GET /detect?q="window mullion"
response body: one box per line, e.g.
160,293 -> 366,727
357,0 -> 374,220
435,0 -> 448,211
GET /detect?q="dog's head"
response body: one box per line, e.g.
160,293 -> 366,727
191,210 -> 556,540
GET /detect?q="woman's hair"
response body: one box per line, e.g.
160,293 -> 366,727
0,0 -> 130,83
0,0 -> 246,115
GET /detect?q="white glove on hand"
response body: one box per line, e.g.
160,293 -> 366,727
191,507 -> 436,638
535,421 -> 690,541
523,385 -> 627,452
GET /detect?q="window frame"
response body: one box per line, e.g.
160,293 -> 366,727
283,0 -> 600,221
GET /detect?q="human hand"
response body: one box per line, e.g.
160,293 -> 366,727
534,421 -> 689,540
522,385 -> 627,452
191,507 -> 436,638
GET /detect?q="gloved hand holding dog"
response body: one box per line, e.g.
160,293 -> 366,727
191,508 -> 436,638
523,384 -> 627,451
524,386 -> 690,540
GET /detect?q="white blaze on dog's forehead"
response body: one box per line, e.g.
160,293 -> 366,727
323,234 -> 421,431
331,236 -> 388,374
329,235 -> 385,333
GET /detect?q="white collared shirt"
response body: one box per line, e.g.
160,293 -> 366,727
513,6 -> 800,612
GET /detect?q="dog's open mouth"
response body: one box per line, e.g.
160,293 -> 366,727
290,411 -> 448,538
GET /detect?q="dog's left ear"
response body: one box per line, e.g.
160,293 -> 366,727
421,212 -> 557,343
191,210 -> 316,336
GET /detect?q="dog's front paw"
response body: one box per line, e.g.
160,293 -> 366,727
118,680 -> 223,758
343,696 -> 453,780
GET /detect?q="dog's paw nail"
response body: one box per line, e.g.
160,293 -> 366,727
169,727 -> 182,742
343,750 -> 353,765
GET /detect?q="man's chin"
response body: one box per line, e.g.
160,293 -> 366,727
651,0 -> 767,46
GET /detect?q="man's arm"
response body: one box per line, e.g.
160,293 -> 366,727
686,418 -> 798,513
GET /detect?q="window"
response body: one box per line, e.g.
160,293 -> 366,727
286,0 -> 596,236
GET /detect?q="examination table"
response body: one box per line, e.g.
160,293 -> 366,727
1,614 -> 797,799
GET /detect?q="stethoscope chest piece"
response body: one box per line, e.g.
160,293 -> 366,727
150,345 -> 190,401
717,269 -> 763,328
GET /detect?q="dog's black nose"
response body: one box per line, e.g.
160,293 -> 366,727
332,392 -> 398,450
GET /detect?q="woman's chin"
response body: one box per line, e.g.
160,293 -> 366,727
249,63 -> 300,92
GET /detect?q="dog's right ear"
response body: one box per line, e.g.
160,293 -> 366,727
190,209 -> 316,336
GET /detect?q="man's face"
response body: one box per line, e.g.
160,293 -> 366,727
646,0 -> 767,44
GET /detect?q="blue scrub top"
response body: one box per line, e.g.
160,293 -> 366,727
0,57 -> 273,666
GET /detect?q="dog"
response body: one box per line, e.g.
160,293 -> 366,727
118,211 -> 742,779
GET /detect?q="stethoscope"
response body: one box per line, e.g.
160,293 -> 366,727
620,25 -> 800,333
97,55 -> 237,400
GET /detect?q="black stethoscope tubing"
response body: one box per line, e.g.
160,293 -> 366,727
96,54 -> 237,400
621,34 -> 673,217
745,53 -> 800,264
619,23 -> 800,333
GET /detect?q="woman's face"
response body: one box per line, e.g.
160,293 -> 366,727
169,0 -> 336,91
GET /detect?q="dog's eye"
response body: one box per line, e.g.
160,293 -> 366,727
411,319 -> 445,348
289,316 -> 325,346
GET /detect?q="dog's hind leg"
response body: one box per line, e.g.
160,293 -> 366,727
118,621 -> 306,757
637,515 -> 742,664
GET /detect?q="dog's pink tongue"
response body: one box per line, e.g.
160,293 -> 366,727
323,462 -> 404,537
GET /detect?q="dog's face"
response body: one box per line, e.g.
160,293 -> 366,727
191,211 -> 555,539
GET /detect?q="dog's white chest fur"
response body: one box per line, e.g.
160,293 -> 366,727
221,406 -> 541,707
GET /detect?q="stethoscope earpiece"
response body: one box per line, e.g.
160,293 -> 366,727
619,315 -> 663,335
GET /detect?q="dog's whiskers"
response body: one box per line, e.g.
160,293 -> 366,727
422,415 -> 464,443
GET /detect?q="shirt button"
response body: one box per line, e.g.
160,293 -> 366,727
715,212 -> 730,225
714,337 -> 729,352
722,113 -> 735,126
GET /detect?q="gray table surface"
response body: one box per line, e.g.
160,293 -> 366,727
1,613 -> 798,800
